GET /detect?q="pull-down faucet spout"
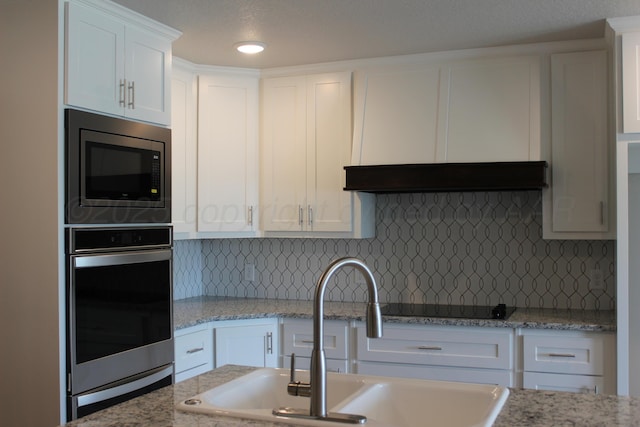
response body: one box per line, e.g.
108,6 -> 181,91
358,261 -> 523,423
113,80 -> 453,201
310,257 -> 383,418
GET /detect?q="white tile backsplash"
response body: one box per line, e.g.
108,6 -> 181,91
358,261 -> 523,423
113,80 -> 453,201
173,191 -> 615,310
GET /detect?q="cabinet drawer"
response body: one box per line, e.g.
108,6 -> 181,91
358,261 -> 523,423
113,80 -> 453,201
356,361 -> 513,387
175,328 -> 212,374
282,319 -> 349,359
283,355 -> 349,374
357,324 -> 513,370
523,333 -> 605,375
523,372 -> 603,394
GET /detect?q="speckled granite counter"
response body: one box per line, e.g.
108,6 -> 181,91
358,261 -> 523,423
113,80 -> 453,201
174,296 -> 616,332
60,365 -> 639,427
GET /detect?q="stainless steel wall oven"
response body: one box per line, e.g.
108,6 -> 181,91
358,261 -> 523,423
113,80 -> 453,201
65,226 -> 174,420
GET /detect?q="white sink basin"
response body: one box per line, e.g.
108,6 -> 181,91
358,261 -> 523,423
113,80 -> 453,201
178,368 -> 509,427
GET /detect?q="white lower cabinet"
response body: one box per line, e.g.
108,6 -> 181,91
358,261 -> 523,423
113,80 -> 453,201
354,323 -> 514,386
520,329 -> 616,394
214,319 -> 279,369
174,324 -> 214,383
281,318 -> 350,373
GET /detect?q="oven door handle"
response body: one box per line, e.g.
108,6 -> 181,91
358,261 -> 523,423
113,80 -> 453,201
76,364 -> 173,408
73,249 -> 171,268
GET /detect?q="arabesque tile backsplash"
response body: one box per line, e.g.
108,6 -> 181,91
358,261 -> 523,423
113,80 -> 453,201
173,191 -> 615,310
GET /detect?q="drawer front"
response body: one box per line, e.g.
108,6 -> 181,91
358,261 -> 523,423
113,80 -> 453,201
175,328 -> 212,374
283,355 -> 349,374
523,334 -> 604,375
356,324 -> 513,370
356,361 -> 513,387
523,372 -> 604,394
282,319 -> 349,359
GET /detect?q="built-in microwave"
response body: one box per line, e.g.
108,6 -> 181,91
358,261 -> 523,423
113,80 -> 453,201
65,109 -> 171,224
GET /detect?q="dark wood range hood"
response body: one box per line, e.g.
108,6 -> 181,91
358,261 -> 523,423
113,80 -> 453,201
344,161 -> 548,193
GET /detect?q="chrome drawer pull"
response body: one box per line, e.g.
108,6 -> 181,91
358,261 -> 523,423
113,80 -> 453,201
547,353 -> 576,358
186,347 -> 204,354
301,340 -> 314,344
417,346 -> 442,351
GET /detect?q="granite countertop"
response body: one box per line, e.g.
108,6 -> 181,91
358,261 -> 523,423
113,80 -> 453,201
60,364 -> 640,427
174,296 -> 617,332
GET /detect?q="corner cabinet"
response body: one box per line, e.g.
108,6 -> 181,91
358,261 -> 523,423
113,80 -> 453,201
197,72 -> 260,236
542,50 -> 614,239
261,72 -> 375,238
65,0 -> 180,125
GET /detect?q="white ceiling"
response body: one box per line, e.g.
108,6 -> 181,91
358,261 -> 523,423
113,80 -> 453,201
113,0 -> 640,69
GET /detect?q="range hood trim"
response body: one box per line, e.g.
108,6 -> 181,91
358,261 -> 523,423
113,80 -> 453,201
344,161 -> 548,193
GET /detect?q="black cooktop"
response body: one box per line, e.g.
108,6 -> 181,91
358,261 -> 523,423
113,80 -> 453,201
381,303 -> 515,320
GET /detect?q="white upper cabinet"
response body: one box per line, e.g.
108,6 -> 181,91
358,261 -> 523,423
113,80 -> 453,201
622,32 -> 640,133
171,61 -> 197,236
197,72 -> 260,236
352,55 -> 541,165
261,71 -> 375,237
65,0 -> 180,125
543,50 -> 613,239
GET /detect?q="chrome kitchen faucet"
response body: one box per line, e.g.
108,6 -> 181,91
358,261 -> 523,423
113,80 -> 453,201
273,257 -> 383,424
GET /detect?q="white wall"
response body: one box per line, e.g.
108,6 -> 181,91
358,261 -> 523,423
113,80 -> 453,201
0,1 -> 61,425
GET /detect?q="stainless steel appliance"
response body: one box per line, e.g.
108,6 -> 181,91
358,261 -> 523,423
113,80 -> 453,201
65,108 -> 171,224
66,226 -> 174,420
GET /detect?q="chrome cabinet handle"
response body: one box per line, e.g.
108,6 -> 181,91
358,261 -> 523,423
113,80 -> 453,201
128,81 -> 135,109
119,79 -> 126,107
298,206 -> 304,225
308,205 -> 313,226
600,201 -> 605,225
186,347 -> 204,354
547,353 -> 576,358
248,206 -> 253,226
266,332 -> 273,354
417,346 -> 443,351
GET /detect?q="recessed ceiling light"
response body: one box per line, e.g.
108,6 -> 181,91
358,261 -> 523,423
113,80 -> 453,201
235,41 -> 266,54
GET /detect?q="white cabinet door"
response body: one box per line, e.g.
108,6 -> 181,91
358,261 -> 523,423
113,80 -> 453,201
197,73 -> 259,235
622,32 -> 640,133
306,73 -> 353,232
261,75 -> 307,232
545,50 -> 611,238
261,72 -> 373,237
66,1 -> 125,117
443,56 -> 541,162
171,62 -> 197,236
215,321 -> 278,368
124,26 -> 171,124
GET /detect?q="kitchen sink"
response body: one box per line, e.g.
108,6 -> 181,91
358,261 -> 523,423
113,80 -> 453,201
178,368 -> 509,427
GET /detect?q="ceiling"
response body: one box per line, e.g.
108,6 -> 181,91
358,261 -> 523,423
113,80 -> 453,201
112,0 -> 640,69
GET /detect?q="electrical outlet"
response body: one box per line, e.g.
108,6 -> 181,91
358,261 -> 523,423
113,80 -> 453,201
244,263 -> 255,282
589,269 -> 604,290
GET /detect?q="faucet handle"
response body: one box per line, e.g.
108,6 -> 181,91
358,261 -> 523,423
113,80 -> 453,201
289,353 -> 296,382
287,353 -> 311,397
